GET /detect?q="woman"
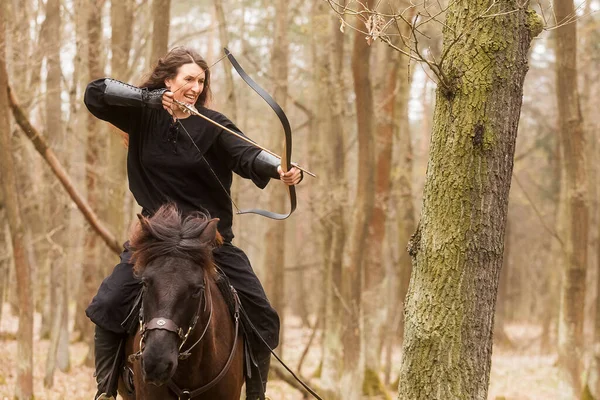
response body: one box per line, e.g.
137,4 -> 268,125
84,46 -> 302,400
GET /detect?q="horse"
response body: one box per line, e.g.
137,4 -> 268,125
117,204 -> 245,400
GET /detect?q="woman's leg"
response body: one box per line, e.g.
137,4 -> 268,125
212,242 -> 280,400
86,245 -> 141,399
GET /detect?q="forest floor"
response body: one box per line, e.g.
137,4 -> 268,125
0,306 -> 562,399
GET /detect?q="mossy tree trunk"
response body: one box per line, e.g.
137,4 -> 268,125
398,2 -> 542,399
554,0 -> 588,395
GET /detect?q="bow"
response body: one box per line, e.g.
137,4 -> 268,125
175,48 -> 305,220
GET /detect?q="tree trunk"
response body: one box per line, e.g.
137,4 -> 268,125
554,0 -> 588,394
317,0 -> 347,396
82,0 -> 107,365
263,0 -> 289,354
362,44 -> 398,399
150,0 -> 170,66
339,2 -> 377,398
107,0 -> 135,243
0,6 -> 34,398
41,0 -> 70,385
398,3 -> 542,399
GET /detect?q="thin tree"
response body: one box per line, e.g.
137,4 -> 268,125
398,2 -> 543,399
150,0 -> 170,66
340,0 -> 377,398
82,0 -> 107,365
554,0 -> 588,394
317,0 -> 347,396
0,4 -> 34,398
107,0 -> 135,241
43,0 -> 71,386
263,0 -> 290,353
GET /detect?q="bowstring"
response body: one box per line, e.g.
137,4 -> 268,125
170,53 -> 229,95
167,53 -> 244,215
174,116 -> 244,215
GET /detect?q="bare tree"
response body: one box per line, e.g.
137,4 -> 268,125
554,0 -> 588,395
316,0 -> 348,397
263,0 -> 290,353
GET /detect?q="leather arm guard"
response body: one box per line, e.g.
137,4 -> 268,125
253,151 -> 281,180
253,151 -> 305,183
103,79 -> 167,109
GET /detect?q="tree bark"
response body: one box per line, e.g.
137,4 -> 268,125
398,3 -> 542,399
554,0 -> 588,394
0,5 -> 34,398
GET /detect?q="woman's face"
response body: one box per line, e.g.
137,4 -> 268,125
164,62 -> 205,106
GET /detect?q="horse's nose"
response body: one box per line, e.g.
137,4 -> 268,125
141,352 -> 176,385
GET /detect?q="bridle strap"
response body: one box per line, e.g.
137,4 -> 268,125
167,286 -> 241,399
145,317 -> 183,338
178,279 -> 214,359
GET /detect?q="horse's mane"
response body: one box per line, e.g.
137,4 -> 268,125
130,204 -> 221,278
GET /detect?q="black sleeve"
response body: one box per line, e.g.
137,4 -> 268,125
84,78 -> 143,134
212,113 -> 274,189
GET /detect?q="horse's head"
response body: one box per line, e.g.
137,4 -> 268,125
130,204 -> 219,386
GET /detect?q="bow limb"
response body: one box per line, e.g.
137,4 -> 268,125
223,48 -> 297,220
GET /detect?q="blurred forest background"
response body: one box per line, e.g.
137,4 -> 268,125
0,0 -> 599,399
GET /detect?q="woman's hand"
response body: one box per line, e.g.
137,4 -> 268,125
277,166 -> 303,186
162,91 -> 174,112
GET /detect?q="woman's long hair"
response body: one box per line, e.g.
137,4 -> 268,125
140,46 -> 212,108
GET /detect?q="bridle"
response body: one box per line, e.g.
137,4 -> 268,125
129,271 -> 242,399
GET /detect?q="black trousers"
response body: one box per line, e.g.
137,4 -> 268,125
86,242 -> 280,359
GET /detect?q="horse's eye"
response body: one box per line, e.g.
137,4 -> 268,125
191,285 -> 203,299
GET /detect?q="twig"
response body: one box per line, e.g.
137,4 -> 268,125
297,315 -> 321,374
513,172 -> 565,251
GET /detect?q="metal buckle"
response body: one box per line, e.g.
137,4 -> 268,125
179,390 -> 191,400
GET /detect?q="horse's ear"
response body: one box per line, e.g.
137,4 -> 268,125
135,213 -> 153,236
200,218 -> 220,244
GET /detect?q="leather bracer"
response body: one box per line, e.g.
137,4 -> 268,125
103,79 -> 166,109
253,151 -> 281,180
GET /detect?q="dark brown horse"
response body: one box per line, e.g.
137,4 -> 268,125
118,204 -> 244,400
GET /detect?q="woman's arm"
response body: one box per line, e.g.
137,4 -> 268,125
84,78 -> 166,133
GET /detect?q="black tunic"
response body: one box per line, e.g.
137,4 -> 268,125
84,78 -> 271,242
